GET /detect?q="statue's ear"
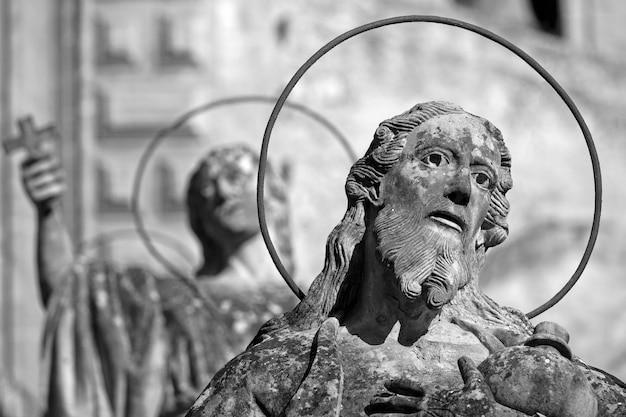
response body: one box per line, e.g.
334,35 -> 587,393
480,221 -> 508,250
475,229 -> 486,251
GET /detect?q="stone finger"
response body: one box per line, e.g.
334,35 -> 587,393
369,394 -> 426,411
366,409 -> 426,416
23,169 -> 63,189
22,156 -> 61,177
384,378 -> 427,397
30,183 -> 65,201
26,172 -> 64,189
457,356 -> 485,389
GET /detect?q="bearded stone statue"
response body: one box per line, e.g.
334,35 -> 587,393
186,102 -> 626,417
20,143 -> 296,417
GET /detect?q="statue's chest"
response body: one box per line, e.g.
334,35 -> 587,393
336,322 -> 490,415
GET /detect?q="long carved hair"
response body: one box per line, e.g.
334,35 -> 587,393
274,101 -> 513,332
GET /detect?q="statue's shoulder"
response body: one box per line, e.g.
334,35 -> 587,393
188,326 -> 317,416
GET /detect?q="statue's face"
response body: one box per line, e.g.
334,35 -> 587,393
383,113 -> 500,249
375,113 -> 501,309
200,151 -> 259,236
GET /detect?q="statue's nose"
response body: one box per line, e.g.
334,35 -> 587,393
216,176 -> 238,197
444,169 -> 471,206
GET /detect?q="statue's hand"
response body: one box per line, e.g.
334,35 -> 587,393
365,377 -> 428,416
429,356 -> 498,416
21,153 -> 65,212
366,356 -> 528,417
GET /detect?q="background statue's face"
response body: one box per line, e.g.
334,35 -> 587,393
200,150 -> 259,237
375,113 -> 501,309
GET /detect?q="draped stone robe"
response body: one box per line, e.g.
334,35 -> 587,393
40,261 -> 295,417
187,300 -> 626,417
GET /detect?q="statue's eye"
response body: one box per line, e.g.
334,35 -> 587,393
472,172 -> 493,189
421,152 -> 448,168
223,168 -> 251,187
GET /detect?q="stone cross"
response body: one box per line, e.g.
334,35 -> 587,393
3,116 -> 55,156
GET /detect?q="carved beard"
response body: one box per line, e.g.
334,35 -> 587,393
373,203 -> 472,311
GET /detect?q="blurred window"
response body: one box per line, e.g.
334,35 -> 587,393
529,0 -> 563,36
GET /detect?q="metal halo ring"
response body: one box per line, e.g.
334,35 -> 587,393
131,95 -> 356,292
257,15 -> 602,318
74,228 -> 196,267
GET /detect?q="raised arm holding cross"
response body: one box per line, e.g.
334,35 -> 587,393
8,109 -> 299,417
4,116 -> 72,306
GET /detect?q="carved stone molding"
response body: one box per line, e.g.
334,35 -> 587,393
156,15 -> 198,69
94,16 -> 135,68
95,90 -> 196,141
96,162 -> 130,214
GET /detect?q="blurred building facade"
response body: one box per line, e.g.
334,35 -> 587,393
1,0 -> 625,406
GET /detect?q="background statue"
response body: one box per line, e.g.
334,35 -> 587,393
187,101 -> 626,416
0,372 -> 37,417
20,142 -> 296,417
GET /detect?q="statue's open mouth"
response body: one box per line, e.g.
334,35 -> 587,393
428,211 -> 464,233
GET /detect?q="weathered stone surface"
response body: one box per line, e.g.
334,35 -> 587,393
479,346 -> 598,416
581,365 -> 626,417
187,101 -> 626,417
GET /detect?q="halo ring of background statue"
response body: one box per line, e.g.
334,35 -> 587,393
131,95 -> 356,296
258,15 -> 602,319
75,227 -> 197,267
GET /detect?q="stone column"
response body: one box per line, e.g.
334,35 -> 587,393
0,0 -> 82,401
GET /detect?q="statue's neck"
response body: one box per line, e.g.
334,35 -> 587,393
340,226 -> 440,345
196,230 -> 263,278
439,280 -> 534,335
341,271 -> 530,347
340,220 -> 531,346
